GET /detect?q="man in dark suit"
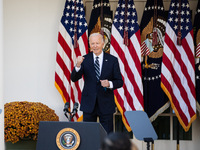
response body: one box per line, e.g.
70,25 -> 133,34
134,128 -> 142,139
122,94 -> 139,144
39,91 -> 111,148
71,33 -> 123,133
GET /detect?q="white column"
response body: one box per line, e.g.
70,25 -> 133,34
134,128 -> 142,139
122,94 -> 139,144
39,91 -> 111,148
0,0 -> 4,149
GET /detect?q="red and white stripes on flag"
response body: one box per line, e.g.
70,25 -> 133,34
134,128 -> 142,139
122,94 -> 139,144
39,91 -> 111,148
55,0 -> 88,121
141,42 -> 150,56
110,0 -> 144,132
161,0 -> 196,131
196,43 -> 200,57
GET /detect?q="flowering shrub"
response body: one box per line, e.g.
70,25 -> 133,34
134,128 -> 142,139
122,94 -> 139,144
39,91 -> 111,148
4,101 -> 59,143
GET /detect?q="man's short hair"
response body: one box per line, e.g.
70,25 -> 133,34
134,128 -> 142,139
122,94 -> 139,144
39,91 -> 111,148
89,32 -> 104,43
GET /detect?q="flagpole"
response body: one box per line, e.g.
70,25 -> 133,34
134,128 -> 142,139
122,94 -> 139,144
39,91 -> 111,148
176,117 -> 180,150
151,140 -> 154,150
152,0 -> 158,46
176,0 -> 182,148
100,0 -> 104,36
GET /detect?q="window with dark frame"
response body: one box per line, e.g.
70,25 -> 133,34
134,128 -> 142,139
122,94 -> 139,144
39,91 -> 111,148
152,107 -> 192,140
114,107 -> 192,141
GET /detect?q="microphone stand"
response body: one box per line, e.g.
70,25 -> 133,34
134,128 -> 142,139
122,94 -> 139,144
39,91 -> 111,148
144,138 -> 154,150
69,112 -> 75,122
63,102 -> 79,122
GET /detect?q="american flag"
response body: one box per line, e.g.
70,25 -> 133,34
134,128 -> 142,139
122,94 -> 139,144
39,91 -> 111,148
55,0 -> 88,121
141,43 -> 150,56
194,0 -> 200,58
161,0 -> 196,131
196,43 -> 200,57
110,0 -> 144,131
194,0 -> 200,113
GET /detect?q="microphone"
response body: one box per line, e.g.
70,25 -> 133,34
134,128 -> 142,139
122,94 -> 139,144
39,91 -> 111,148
72,102 -> 79,115
63,102 -> 70,113
64,102 -> 78,121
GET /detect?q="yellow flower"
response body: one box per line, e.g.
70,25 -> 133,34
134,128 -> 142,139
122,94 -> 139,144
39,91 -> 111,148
4,101 -> 59,143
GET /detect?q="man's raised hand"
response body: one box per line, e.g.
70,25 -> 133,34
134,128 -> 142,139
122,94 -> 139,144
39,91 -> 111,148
76,56 -> 84,67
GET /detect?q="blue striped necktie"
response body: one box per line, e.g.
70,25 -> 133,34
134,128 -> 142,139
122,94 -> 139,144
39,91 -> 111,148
94,56 -> 100,81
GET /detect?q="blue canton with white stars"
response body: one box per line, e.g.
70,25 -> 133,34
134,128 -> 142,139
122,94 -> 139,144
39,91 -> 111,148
168,0 -> 192,39
61,0 -> 87,45
113,0 -> 139,38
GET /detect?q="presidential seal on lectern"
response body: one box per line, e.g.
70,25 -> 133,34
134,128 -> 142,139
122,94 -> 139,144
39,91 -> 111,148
56,128 -> 80,150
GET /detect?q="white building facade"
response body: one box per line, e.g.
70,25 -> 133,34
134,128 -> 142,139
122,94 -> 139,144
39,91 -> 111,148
3,0 -> 200,150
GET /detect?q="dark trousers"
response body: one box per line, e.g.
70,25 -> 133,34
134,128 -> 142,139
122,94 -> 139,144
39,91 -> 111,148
83,100 -> 113,134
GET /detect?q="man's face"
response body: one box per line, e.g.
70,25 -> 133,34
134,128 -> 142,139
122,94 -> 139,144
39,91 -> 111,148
89,34 -> 104,56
